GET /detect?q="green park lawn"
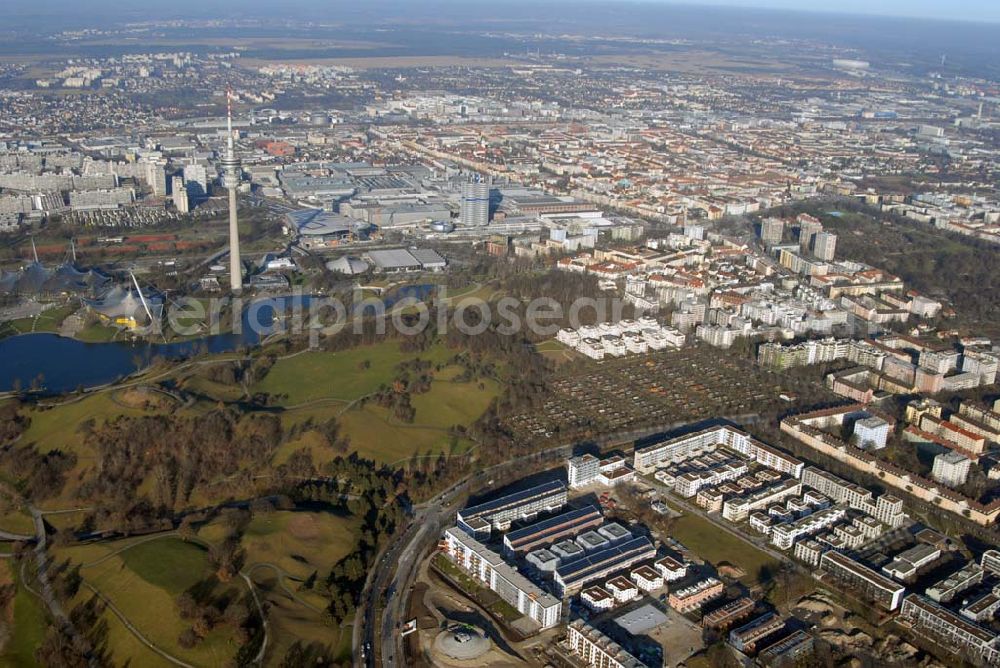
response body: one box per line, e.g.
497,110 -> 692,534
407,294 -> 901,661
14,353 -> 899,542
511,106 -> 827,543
199,510 -> 360,582
409,375 -> 498,429
275,400 -> 472,466
669,509 -> 779,585
20,393 -> 142,455
179,373 -> 246,402
198,510 -> 360,663
74,322 -> 120,342
97,612 -> 176,668
59,525 -> 344,668
336,405 -> 472,464
534,339 -> 580,365
275,370 -> 495,466
0,508 -> 34,536
269,358 -> 496,465
0,561 -> 47,668
1,303 -> 78,337
118,538 -> 210,595
18,392 -> 152,509
252,340 -> 453,406
55,535 -> 240,667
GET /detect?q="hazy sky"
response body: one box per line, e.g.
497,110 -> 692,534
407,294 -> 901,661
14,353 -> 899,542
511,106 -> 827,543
6,0 -> 1000,25
661,0 -> 1000,22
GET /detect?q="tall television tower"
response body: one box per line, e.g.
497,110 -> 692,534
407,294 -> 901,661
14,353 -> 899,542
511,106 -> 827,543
222,89 -> 242,292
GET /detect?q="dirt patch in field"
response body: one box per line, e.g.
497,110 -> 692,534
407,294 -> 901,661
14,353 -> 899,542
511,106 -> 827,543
287,514 -> 320,541
115,386 -> 178,411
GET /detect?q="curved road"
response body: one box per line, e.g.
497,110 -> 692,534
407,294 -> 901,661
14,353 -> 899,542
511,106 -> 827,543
240,573 -> 269,665
355,442 -> 575,668
244,562 -> 324,614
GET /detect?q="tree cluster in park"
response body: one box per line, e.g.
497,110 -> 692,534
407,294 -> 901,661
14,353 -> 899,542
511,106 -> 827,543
51,559 -> 84,602
0,444 -> 76,501
175,581 -> 256,650
437,316 -> 553,462
76,408 -> 283,516
404,446 -> 470,502
0,399 -> 31,443
174,509 -> 259,651
367,358 -> 437,424
35,596 -> 113,668
291,454 -> 406,626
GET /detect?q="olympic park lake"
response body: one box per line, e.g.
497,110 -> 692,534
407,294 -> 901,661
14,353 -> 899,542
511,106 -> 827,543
0,286 -> 435,394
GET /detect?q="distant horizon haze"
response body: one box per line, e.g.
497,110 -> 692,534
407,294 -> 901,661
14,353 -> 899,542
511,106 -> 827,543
4,0 -> 1000,24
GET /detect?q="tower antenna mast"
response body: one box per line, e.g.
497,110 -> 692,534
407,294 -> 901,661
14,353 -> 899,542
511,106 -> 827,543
223,88 -> 243,293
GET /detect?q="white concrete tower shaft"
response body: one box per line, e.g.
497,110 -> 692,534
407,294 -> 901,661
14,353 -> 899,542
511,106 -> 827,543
223,89 -> 242,292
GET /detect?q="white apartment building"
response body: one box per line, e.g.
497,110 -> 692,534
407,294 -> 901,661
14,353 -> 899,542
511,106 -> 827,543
813,231 -> 837,261
442,527 -> 561,629
695,324 -> 742,348
642,329 -> 669,350
723,479 -> 803,523
674,461 -> 748,498
794,540 -> 825,567
606,576 -> 640,603
661,326 -> 686,347
853,416 -> 890,450
182,163 -> 208,198
932,451 -> 972,488
560,319 -> 686,358
770,505 -> 848,550
581,586 -> 616,612
919,349 -> 962,374
578,337 -> 606,359
567,619 -> 647,668
601,334 -> 627,357
962,351 -> 999,386
801,467 -> 906,528
568,454 -> 601,488
655,556 -> 687,582
630,564 -> 664,592
457,480 -> 567,536
927,563 -> 984,603
623,332 -> 648,354
171,175 -> 189,213
981,550 -> 1000,576
633,425 -> 803,478
556,328 -> 581,347
69,187 -> 136,210
750,512 -> 774,535
900,595 -> 1000,666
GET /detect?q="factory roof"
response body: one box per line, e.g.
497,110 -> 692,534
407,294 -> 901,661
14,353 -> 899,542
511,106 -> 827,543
555,536 -> 655,586
325,256 -> 370,275
287,209 -> 365,236
408,248 -> 447,266
614,603 -> 669,635
367,248 -> 422,270
504,505 -> 602,546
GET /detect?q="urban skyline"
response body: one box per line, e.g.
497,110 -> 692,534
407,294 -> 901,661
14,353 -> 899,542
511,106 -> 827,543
0,3 -> 998,668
